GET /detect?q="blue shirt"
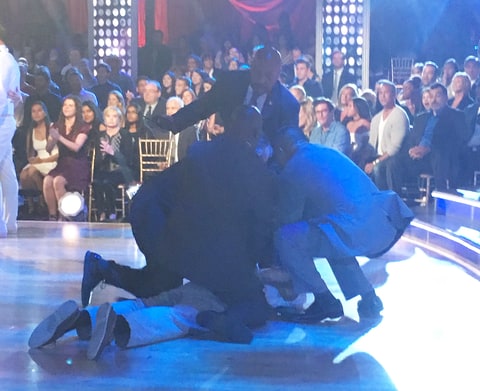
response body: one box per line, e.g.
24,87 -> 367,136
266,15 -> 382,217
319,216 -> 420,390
309,121 -> 350,154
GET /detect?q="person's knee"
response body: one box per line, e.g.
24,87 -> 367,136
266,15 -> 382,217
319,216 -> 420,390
52,176 -> 66,191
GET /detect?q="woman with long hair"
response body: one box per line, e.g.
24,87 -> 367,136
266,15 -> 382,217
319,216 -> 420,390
43,96 -> 90,220
20,101 -> 58,215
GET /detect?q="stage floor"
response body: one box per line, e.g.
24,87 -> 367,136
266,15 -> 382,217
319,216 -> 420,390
1,221 -> 479,390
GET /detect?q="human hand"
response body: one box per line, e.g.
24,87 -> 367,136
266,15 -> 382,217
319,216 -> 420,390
49,124 -> 60,141
100,139 -> 114,155
409,145 -> 430,159
364,162 -> 374,174
28,156 -> 42,164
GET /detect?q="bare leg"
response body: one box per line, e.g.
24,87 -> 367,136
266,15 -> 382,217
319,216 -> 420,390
43,175 -> 57,217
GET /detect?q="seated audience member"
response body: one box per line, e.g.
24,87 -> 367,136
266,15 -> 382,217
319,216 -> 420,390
203,76 -> 216,93
23,66 -> 62,128
289,84 -> 307,102
92,106 -> 128,222
270,126 -> 413,322
181,88 -> 196,106
141,80 -> 168,139
298,97 -> 315,138
90,62 -> 122,110
421,61 -> 439,87
463,55 -> 480,95
165,96 -> 198,161
441,58 -> 459,99
107,90 -> 126,127
43,96 -> 91,220
291,56 -> 323,99
175,75 -> 192,98
105,54 -> 135,96
421,87 -> 432,113
309,98 -> 350,155
65,68 -> 98,106
82,101 -> 103,148
77,58 -> 97,90
161,71 -> 176,100
350,128 -> 376,169
448,72 -> 474,110
201,52 -> 218,79
407,83 -> 468,191
360,88 -> 377,115
462,86 -> 480,185
345,96 -> 371,144
80,106 -> 275,345
411,62 -> 424,78
365,80 -> 409,194
191,68 -> 208,97
335,83 -> 359,124
126,75 -> 149,106
401,76 -> 424,118
119,102 -> 154,184
20,102 -> 58,216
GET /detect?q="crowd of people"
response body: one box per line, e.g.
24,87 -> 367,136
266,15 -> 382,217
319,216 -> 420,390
0,19 -> 478,358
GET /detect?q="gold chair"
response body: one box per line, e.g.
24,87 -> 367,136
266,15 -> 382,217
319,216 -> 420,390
138,138 -> 174,183
390,57 -> 414,87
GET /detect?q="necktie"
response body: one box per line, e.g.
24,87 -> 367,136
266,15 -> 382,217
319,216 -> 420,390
332,71 -> 339,103
146,105 -> 152,118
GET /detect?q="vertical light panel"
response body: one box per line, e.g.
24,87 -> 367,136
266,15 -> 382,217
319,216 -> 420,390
320,0 -> 369,88
88,0 -> 137,76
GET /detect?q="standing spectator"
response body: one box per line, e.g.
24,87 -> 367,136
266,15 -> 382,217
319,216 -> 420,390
78,58 -> 97,90
322,50 -> 357,105
105,54 -> 135,96
90,62 -> 122,110
138,30 -> 173,82
60,48 -> 82,78
0,24 -> 21,237
366,80 -> 409,194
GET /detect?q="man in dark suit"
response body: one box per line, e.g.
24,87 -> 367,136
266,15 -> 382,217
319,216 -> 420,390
322,50 -> 357,105
407,83 -> 468,191
461,87 -> 480,185
152,46 -> 299,142
141,80 -> 168,139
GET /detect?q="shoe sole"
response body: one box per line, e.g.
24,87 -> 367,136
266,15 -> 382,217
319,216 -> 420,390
28,300 -> 79,349
81,251 -> 101,308
87,303 -> 116,360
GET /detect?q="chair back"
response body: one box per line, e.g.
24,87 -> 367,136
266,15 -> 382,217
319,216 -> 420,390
138,138 -> 174,182
390,57 -> 414,87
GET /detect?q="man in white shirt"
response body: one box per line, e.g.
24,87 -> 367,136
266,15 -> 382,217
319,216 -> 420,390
0,24 -> 21,237
366,80 -> 409,194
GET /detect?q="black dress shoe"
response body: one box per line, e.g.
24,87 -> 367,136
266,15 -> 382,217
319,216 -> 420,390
357,295 -> 384,320
81,251 -> 106,307
29,300 -> 80,348
286,298 -> 344,323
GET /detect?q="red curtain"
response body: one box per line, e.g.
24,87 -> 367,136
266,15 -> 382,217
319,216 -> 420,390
138,0 -> 146,47
64,0 -> 88,34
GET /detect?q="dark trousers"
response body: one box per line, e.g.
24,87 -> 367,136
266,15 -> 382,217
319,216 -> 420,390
93,170 -> 124,216
372,154 -> 404,195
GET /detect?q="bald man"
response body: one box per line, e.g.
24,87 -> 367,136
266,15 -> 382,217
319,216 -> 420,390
152,46 -> 299,141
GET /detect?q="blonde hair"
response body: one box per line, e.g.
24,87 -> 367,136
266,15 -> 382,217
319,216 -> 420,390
299,97 -> 315,138
103,105 -> 124,127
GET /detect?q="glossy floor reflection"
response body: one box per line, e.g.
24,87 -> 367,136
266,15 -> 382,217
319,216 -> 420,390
1,221 -> 479,390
